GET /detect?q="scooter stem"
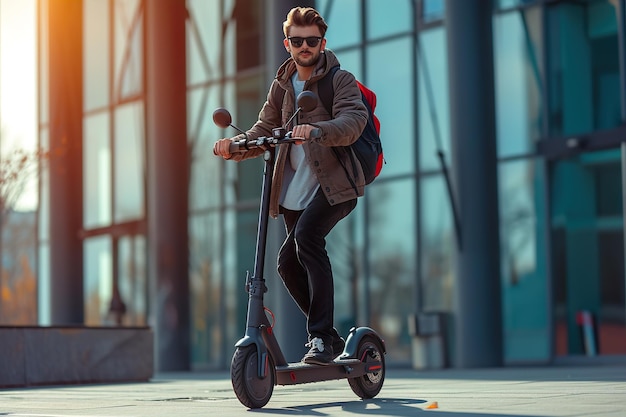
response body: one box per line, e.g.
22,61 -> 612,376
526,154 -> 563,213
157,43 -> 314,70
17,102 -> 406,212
240,146 -> 288,370
252,148 -> 275,282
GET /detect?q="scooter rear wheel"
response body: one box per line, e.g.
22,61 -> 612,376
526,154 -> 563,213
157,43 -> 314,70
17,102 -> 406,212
230,345 -> 274,408
348,335 -> 385,399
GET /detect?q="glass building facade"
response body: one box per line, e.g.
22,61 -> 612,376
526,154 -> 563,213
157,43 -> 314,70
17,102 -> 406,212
0,0 -> 625,371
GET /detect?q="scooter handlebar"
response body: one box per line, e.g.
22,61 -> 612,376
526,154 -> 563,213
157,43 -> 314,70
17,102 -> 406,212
219,127 -> 321,155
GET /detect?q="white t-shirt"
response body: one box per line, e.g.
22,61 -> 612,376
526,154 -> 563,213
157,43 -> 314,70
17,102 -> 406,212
279,74 -> 320,210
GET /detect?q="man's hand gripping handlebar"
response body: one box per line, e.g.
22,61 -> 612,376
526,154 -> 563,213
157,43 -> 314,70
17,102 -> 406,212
212,90 -> 321,160
213,126 -> 321,159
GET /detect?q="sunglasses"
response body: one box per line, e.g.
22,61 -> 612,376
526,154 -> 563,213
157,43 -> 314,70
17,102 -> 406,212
288,36 -> 322,48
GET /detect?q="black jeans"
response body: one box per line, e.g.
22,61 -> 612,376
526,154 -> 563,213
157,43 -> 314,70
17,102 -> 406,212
278,189 -> 357,344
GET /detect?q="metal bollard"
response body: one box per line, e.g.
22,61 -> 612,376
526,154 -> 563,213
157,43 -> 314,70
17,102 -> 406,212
576,310 -> 598,356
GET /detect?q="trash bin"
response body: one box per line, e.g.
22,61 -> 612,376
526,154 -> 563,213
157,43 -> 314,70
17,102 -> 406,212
408,312 -> 448,370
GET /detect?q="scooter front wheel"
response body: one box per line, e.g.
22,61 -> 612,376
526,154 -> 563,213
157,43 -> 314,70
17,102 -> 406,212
230,345 -> 275,408
348,335 -> 385,399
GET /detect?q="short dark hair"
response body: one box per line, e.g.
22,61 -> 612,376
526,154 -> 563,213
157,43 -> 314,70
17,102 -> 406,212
283,7 -> 328,38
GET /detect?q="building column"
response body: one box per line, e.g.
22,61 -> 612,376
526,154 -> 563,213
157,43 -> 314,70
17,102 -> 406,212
445,0 -> 503,367
618,0 -> 626,122
145,0 -> 189,371
48,0 -> 84,324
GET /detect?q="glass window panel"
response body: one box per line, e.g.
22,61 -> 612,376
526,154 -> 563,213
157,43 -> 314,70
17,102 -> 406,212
593,154 -> 622,217
367,180 -> 416,364
187,0 -> 224,83
190,207 -> 239,369
368,37 -> 415,177
188,79 -> 240,211
190,213 -> 221,369
14,151 -> 42,213
233,208 -> 255,316
333,49 -> 361,80
588,1 -> 621,130
497,0 -> 539,9
225,205 -> 242,337
316,0 -> 361,49
114,102 -> 144,222
236,74 -> 269,133
422,0 -> 445,22
598,230 -> 626,355
118,235 -> 147,325
494,7 -> 544,157
418,28 -> 451,172
114,0 -> 143,100
498,0 -> 516,7
84,113 -> 112,228
222,81 -> 240,210
1,210 -> 37,324
547,1 -> 621,136
349,204 -> 368,323
189,85 -> 225,211
84,0 -> 110,111
191,138 -> 239,211
234,1 -> 263,71
223,2 -> 238,78
420,175 -> 454,311
84,236 -> 112,325
499,159 -> 549,363
39,0 -> 49,124
327,210 -> 359,336
0,0 -> 37,148
186,3 -> 208,85
0,1 -> 37,228
367,0 -> 412,40
234,75 -> 266,203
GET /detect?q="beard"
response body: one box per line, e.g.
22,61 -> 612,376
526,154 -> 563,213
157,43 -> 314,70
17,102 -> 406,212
293,50 -> 321,67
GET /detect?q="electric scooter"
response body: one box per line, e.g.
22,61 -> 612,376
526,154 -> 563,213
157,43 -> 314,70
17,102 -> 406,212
212,91 -> 386,409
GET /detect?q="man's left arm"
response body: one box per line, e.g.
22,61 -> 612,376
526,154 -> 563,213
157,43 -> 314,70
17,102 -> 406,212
312,71 -> 367,147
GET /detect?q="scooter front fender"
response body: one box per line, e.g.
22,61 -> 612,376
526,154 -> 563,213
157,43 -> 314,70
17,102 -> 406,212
341,326 -> 386,359
235,327 -> 270,379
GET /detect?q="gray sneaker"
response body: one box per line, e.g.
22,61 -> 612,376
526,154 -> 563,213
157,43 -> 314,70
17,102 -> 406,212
302,337 -> 333,365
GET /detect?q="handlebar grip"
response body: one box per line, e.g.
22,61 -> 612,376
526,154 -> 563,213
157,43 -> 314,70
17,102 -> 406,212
310,127 -> 322,139
229,141 -> 241,153
213,140 -> 243,157
212,142 -> 242,157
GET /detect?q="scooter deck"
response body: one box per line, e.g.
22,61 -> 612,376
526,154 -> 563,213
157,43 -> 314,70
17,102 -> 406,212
275,358 -> 378,386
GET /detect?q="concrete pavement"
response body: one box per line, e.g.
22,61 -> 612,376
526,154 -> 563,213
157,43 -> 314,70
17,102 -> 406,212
1,364 -> 625,416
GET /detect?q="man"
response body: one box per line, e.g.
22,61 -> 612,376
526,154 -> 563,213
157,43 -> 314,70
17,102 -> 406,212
213,7 -> 367,365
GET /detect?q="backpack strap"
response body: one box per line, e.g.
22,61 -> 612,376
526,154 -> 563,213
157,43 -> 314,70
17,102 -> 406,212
270,82 -> 286,113
317,65 -> 340,117
318,65 -> 360,195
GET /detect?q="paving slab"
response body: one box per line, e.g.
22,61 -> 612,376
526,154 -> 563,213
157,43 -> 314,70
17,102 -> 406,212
0,365 -> 624,416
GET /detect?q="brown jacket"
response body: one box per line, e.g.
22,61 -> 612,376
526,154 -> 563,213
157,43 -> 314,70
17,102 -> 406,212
229,50 -> 368,218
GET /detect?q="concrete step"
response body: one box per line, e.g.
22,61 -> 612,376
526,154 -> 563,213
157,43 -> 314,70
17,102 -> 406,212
0,326 -> 153,387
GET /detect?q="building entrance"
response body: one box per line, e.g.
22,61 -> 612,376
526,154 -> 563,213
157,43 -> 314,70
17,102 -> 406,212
550,147 -> 626,356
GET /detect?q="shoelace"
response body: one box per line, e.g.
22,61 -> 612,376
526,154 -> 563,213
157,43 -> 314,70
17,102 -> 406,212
305,337 -> 325,352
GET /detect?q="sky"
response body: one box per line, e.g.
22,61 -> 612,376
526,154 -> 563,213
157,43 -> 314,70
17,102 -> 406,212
0,0 -> 38,211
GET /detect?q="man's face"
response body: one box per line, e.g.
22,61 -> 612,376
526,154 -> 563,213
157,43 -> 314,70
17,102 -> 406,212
284,25 -> 326,68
